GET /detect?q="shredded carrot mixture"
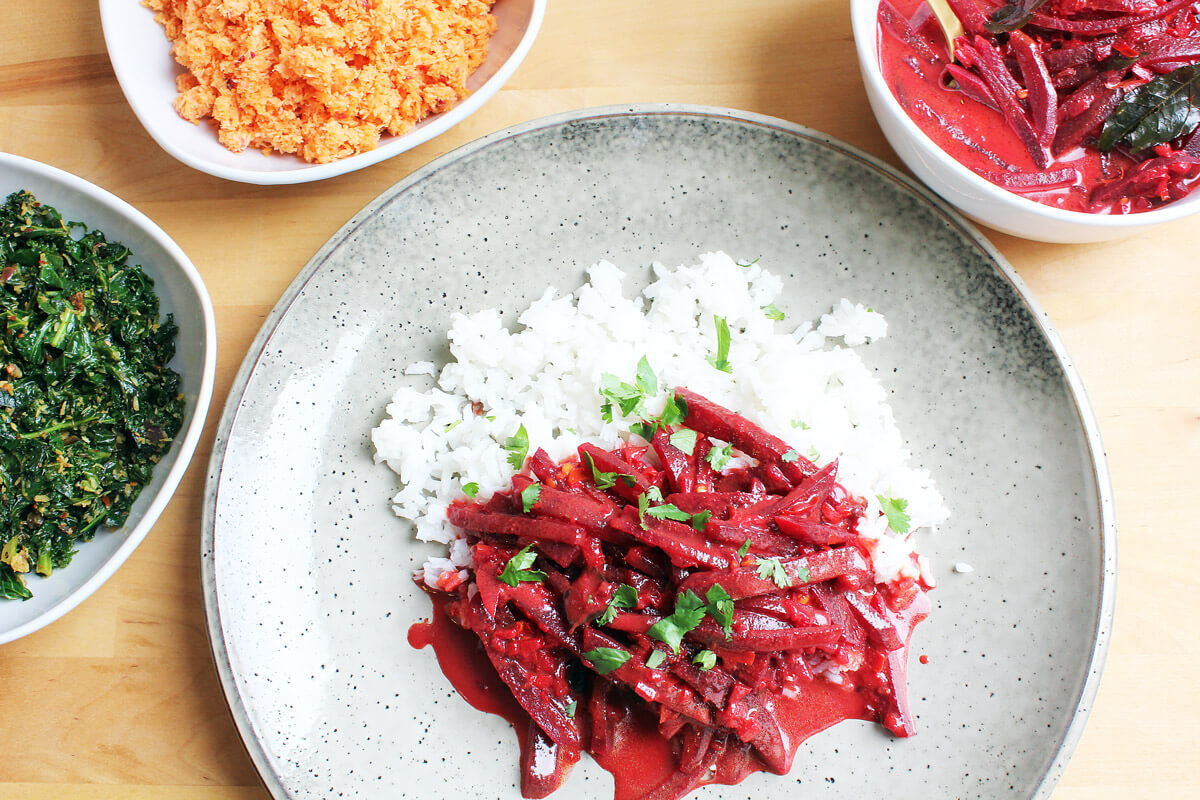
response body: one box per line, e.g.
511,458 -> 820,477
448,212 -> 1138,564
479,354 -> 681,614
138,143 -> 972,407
145,0 -> 497,163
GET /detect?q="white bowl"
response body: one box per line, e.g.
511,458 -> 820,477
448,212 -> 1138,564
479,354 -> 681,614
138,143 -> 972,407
98,0 -> 545,185
0,153 -> 216,644
850,0 -> 1200,242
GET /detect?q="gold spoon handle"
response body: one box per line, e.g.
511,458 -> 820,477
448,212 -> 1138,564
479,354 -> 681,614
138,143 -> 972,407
925,0 -> 965,59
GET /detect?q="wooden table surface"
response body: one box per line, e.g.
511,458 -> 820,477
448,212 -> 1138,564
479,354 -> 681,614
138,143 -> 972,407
2,0 -> 1197,797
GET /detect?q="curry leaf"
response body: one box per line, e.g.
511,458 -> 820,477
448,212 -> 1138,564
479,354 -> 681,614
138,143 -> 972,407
1099,65 -> 1200,153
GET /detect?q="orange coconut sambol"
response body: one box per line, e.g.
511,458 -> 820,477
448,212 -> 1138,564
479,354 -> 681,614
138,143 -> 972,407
145,0 -> 497,163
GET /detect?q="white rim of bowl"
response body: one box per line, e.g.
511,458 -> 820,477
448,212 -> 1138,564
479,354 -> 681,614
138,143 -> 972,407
200,103 -> 1116,800
0,152 -> 217,644
97,0 -> 547,185
850,0 -> 1200,228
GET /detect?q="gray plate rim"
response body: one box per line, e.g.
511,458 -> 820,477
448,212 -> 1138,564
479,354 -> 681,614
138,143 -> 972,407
200,103 -> 1117,800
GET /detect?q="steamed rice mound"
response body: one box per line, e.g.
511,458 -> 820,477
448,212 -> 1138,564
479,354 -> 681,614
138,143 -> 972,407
146,0 -> 497,163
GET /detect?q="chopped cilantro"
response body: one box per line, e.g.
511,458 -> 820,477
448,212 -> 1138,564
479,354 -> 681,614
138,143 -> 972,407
761,303 -> 785,321
756,556 -> 791,589
630,421 -> 656,441
462,482 -> 480,499
791,419 -> 809,430
647,590 -> 707,653
520,482 -> 542,513
659,393 -> 688,426
706,315 -> 733,373
596,584 -> 639,626
693,650 -> 717,670
444,419 -> 462,433
736,539 -> 751,559
564,700 -> 578,717
705,584 -> 734,639
635,356 -> 658,396
691,510 -> 712,531
499,545 -> 545,587
807,446 -> 820,462
646,503 -> 691,523
584,647 -> 631,675
877,494 -> 911,534
781,449 -> 799,463
646,649 -> 668,669
503,425 -> 529,470
584,452 -> 618,490
669,428 -> 698,455
706,444 -> 733,471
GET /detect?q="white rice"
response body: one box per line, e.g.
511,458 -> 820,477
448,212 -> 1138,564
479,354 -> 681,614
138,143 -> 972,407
371,252 -> 948,587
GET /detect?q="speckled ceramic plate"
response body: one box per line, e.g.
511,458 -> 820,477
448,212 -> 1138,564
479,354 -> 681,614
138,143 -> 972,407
202,105 -> 1115,800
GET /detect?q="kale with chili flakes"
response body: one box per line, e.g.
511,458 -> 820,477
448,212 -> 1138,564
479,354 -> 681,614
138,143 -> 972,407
0,190 -> 184,600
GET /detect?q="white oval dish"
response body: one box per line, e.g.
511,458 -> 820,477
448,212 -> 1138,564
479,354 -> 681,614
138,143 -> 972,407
0,153 -> 216,644
97,0 -> 545,185
203,105 -> 1114,800
850,0 -> 1200,243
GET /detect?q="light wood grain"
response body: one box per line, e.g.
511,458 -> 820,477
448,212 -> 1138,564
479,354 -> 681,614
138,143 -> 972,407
1,0 -> 1196,797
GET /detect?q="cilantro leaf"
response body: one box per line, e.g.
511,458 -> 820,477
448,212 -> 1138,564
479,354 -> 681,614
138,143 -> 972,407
706,315 -> 733,373
596,583 -> 639,626
796,564 -> 811,583
705,584 -> 734,639
706,444 -> 732,471
630,421 -> 657,441
647,590 -> 708,653
807,446 -> 820,462
755,556 -> 791,589
444,419 -> 462,432
635,356 -> 658,396
462,482 -> 480,499
691,510 -> 712,531
599,373 -> 646,418
659,393 -> 688,426
584,452 -> 617,490
499,544 -> 545,587
781,449 -> 798,463
646,503 -> 691,523
520,482 -> 542,513
791,419 -> 809,430
645,649 -> 667,669
877,494 -> 911,534
761,303 -> 785,321
564,700 -> 578,717
584,647 -> 631,675
736,539 -> 751,559
503,424 -> 529,470
693,650 -> 717,671
669,428 -> 698,455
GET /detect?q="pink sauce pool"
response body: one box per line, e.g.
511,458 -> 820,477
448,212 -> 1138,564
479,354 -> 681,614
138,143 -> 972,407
877,0 -> 1200,213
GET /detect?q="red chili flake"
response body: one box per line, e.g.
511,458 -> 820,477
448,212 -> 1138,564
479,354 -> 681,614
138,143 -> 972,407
470,400 -> 485,415
919,654 -> 929,664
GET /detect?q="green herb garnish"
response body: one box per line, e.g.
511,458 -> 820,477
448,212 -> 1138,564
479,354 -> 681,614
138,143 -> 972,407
781,449 -> 799,463
645,649 -> 667,669
503,424 -> 529,470
756,556 -> 791,589
690,510 -> 712,532
736,539 -> 751,559
705,584 -> 734,639
520,482 -> 542,513
669,428 -> 698,455
693,650 -> 717,671
596,583 -> 639,626
706,443 -> 733,471
877,494 -> 911,534
499,544 -> 545,587
584,646 -> 631,675
462,482 -> 480,499
647,590 -> 708,653
707,315 -> 733,373
0,191 -> 184,599
761,303 -> 785,321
